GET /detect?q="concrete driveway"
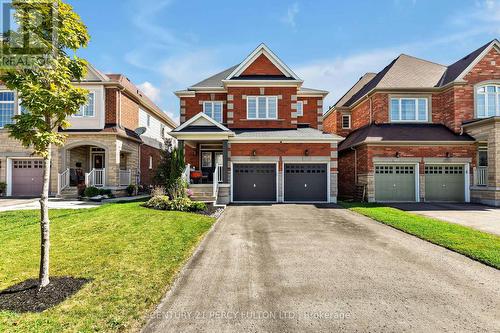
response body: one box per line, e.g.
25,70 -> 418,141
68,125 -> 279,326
390,203 -> 500,236
143,204 -> 499,332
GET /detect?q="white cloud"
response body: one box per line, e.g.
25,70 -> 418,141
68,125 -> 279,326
281,2 -> 299,28
137,81 -> 161,103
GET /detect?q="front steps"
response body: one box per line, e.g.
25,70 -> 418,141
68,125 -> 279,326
59,186 -> 79,199
189,184 -> 216,203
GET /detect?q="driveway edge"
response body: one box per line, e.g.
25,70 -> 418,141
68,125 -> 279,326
140,207 -> 227,333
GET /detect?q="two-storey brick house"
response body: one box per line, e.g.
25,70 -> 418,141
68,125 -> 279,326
0,64 -> 177,197
324,39 -> 500,206
171,44 -> 343,204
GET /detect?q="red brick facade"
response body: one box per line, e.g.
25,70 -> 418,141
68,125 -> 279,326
241,53 -> 284,76
140,144 -> 162,187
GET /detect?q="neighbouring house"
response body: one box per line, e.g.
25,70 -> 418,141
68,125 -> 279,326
0,64 -> 177,198
170,44 -> 343,204
323,39 -> 500,206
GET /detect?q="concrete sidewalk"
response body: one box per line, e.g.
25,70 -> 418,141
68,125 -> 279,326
0,198 -> 100,211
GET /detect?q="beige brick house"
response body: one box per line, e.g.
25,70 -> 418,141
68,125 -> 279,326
0,65 -> 177,197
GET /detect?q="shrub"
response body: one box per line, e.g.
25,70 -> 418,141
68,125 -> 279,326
167,197 -> 192,212
151,186 -> 166,197
142,195 -> 170,210
83,186 -> 100,198
126,184 -> 137,196
189,201 -> 207,212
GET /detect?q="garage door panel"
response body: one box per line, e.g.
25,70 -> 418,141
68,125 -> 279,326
233,164 -> 276,202
284,164 -> 327,202
12,159 -> 44,197
425,165 -> 465,202
375,165 -> 416,202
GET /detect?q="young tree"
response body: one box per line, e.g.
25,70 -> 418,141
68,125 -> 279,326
0,0 -> 90,289
154,139 -> 186,199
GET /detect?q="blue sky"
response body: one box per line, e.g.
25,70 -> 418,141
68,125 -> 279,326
67,0 -> 500,122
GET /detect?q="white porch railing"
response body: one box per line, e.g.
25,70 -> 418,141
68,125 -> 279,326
119,169 -> 131,186
85,168 -> 105,187
182,164 -> 191,183
213,163 -> 220,198
475,166 -> 488,186
217,164 -> 223,183
57,168 -> 70,195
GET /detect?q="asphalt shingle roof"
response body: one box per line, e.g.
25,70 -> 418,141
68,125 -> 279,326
234,127 -> 342,140
338,123 -> 474,151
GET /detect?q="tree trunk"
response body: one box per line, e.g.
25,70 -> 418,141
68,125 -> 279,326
39,143 -> 51,289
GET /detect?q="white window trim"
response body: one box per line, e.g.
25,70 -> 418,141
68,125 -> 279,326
341,114 -> 351,129
475,83 -> 500,118
246,96 -> 278,120
0,90 -> 17,129
390,97 -> 429,122
203,101 -> 224,123
296,101 -> 303,117
73,92 -> 96,118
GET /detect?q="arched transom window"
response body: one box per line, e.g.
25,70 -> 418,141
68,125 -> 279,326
476,84 -> 500,118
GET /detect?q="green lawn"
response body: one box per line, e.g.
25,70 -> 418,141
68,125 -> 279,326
0,202 -> 215,332
340,202 -> 500,269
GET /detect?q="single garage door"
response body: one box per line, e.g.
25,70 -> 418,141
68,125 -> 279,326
233,163 -> 276,202
375,165 -> 416,202
425,165 -> 465,202
12,159 -> 44,196
284,163 -> 327,202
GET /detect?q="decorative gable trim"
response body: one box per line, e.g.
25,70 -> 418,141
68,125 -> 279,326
455,39 -> 500,82
225,43 -> 301,81
173,112 -> 232,132
85,63 -> 110,82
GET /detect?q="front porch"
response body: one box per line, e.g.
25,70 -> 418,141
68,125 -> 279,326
57,141 -> 137,196
465,117 -> 500,206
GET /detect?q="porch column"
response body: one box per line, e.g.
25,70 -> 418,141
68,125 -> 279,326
178,140 -> 185,156
223,140 -> 229,183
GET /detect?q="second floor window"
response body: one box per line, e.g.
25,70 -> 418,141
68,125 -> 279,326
296,101 -> 303,116
342,114 -> 351,129
390,97 -> 428,122
0,91 -> 15,128
247,96 -> 278,120
74,92 -> 95,117
203,101 -> 223,123
476,84 -> 499,118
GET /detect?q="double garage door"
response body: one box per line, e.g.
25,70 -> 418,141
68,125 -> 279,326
11,159 -> 44,197
232,163 -> 327,202
374,164 -> 465,202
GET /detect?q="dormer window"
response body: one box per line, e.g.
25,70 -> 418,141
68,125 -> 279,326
476,84 -> 499,118
390,97 -> 428,122
203,101 -> 223,123
74,92 -> 95,117
247,96 -> 278,120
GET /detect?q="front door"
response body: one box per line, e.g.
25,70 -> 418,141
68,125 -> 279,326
93,154 -> 105,169
201,151 -> 222,182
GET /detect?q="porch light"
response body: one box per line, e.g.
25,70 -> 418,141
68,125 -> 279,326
395,152 -> 401,158
304,149 -> 309,156
252,150 -> 257,156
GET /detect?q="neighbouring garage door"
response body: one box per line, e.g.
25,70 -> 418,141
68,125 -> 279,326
375,165 -> 416,202
12,159 -> 44,196
233,163 -> 276,202
425,165 -> 465,202
284,163 -> 327,202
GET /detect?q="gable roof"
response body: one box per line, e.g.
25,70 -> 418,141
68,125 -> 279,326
337,39 -> 500,109
173,112 -> 232,133
225,43 -> 301,81
338,123 -> 474,151
335,73 -> 377,108
438,39 -> 500,85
